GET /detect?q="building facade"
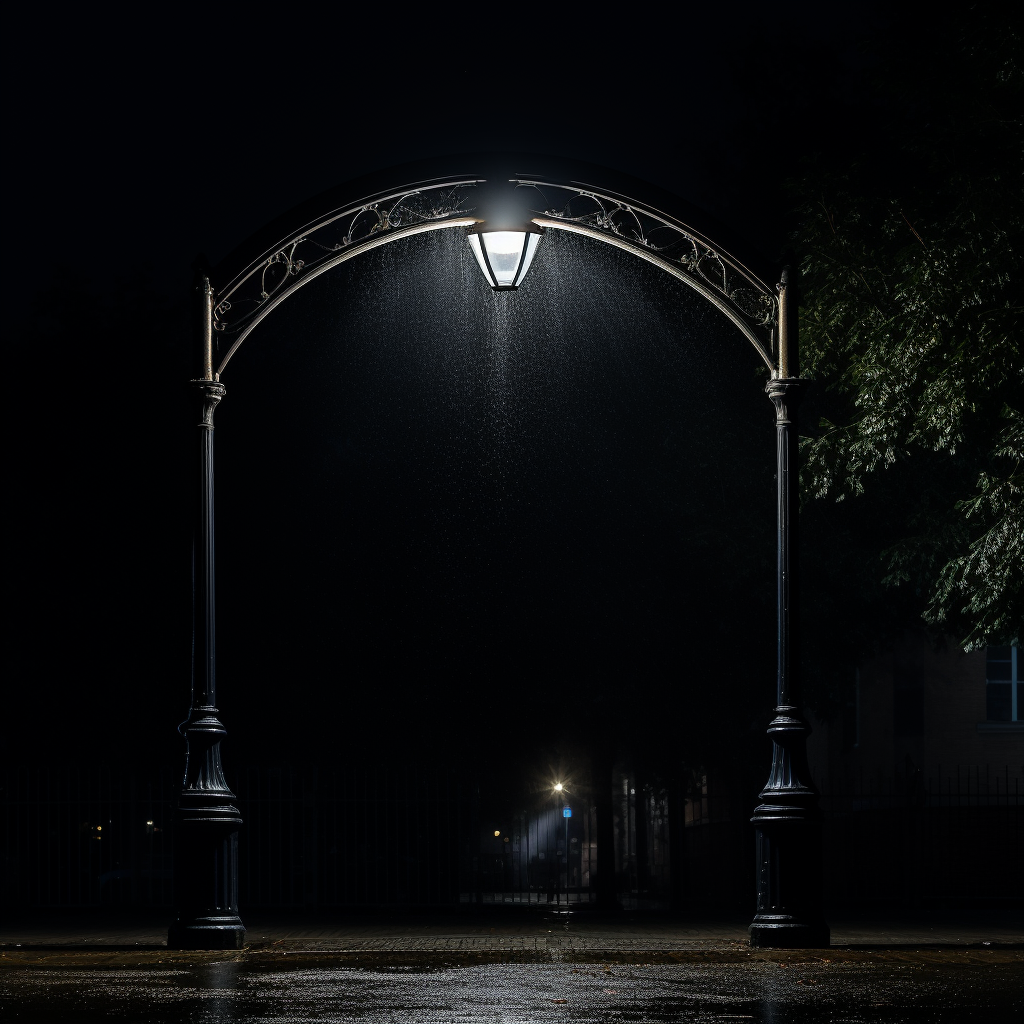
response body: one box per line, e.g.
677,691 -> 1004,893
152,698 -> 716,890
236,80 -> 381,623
807,634 -> 1023,794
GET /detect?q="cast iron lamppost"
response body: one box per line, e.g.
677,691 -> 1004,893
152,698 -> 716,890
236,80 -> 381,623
168,275 -> 244,950
747,270 -> 829,948
551,781 -> 569,905
170,168 -> 828,948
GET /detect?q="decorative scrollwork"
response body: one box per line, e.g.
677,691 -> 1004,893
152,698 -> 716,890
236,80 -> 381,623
210,174 -> 780,376
729,287 -> 778,327
515,179 -> 778,362
212,181 -> 482,339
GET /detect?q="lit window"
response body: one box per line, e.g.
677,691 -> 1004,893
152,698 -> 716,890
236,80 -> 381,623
986,646 -> 1021,722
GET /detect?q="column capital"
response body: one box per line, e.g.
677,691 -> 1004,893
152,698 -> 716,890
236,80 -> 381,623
191,379 -> 226,427
766,377 -> 807,422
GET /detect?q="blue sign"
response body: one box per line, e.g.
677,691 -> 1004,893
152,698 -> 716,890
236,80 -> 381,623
563,806 -> 572,818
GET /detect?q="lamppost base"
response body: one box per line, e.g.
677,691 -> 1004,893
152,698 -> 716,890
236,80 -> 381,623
748,915 -> 830,949
168,916 -> 246,950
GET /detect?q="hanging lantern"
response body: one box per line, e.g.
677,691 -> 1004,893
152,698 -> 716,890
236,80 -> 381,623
467,225 -> 543,290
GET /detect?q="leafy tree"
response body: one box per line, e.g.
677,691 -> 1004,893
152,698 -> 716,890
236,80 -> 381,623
792,11 -> 1022,654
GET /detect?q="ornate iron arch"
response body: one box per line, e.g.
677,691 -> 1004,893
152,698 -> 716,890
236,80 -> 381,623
172,163 -> 825,954
206,174 -> 781,377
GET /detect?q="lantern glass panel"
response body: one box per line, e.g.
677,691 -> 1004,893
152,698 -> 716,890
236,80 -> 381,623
482,231 -> 528,287
467,234 -> 496,287
516,232 -> 541,285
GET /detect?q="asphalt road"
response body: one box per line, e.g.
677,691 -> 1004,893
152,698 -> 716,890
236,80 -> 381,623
2,948 -> 1020,1023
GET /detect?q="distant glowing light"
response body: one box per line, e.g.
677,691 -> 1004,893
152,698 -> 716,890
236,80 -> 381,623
554,783 -> 563,792
494,830 -> 501,837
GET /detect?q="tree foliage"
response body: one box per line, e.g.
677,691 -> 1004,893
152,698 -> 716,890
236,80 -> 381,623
793,12 -> 1022,650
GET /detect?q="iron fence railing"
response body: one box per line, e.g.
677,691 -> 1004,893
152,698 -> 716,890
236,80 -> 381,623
1,764 -> 469,909
818,765 -> 1022,905
616,765 -> 1022,909
1,767 -> 177,908
3,764 -> 1019,908
471,805 -> 600,906
236,765 -> 467,908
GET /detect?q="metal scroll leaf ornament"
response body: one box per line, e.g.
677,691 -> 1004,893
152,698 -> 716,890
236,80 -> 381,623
210,177 -> 778,370
728,287 -> 778,327
213,183 -> 480,336
518,180 -> 778,340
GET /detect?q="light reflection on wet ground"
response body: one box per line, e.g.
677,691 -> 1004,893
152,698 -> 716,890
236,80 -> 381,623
1,951 -> 1020,1023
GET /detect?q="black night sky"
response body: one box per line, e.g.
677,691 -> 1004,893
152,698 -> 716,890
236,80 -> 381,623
8,3 -> 951,787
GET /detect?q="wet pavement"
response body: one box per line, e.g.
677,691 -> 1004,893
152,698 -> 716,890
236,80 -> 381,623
2,911 -> 1021,1023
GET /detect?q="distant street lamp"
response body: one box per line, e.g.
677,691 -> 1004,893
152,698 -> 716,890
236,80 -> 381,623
549,783 -> 573,905
175,165 -> 829,950
562,803 -> 572,900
